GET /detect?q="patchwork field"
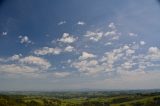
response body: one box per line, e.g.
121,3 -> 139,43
0,90 -> 160,106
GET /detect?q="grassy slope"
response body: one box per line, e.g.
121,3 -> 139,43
110,95 -> 160,106
0,91 -> 160,106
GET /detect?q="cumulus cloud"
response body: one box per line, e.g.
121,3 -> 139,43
126,49 -> 135,56
53,72 -> 70,78
1,21 -> 160,86
105,31 -> 117,37
34,45 -> 76,56
121,61 -> 134,70
77,21 -> 85,25
58,21 -> 66,25
104,22 -> 121,40
147,47 -> 160,60
0,64 -> 37,74
140,41 -> 146,45
100,44 -> 138,71
1,32 -> 7,36
19,56 -> 51,70
108,22 -> 116,29
34,47 -> 62,55
129,32 -> 138,37
0,55 -> 52,77
102,45 -> 133,62
70,42 -> 144,76
58,33 -> 77,44
0,54 -> 51,72
0,54 -> 22,62
105,42 -> 112,46
101,50 -> 123,70
72,59 -> 103,75
84,31 -> 103,42
148,47 -> 159,54
84,23 -> 120,42
19,36 -> 33,44
79,52 -> 96,60
9,54 -> 22,61
64,45 -> 75,52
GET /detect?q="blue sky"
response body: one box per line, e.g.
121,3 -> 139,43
0,0 -> 160,91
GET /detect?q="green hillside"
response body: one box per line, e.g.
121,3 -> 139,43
0,91 -> 160,106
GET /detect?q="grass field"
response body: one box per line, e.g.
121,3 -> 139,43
0,90 -> 160,106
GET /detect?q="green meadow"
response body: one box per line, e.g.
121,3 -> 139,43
0,90 -> 160,106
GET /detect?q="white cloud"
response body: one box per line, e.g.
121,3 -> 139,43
0,64 -> 37,74
108,22 -> 116,29
34,47 -> 62,55
122,45 -> 136,56
126,49 -> 135,56
148,47 -> 159,54
53,72 -> 70,78
131,43 -> 139,50
19,56 -> 51,70
84,22 -> 120,42
100,44 -> 137,72
84,31 -> 103,42
34,45 -> 75,56
112,36 -> 119,40
9,54 -> 22,61
58,21 -> 66,25
0,54 -> 23,62
140,41 -> 146,45
123,45 -> 129,50
72,59 -> 103,75
105,31 -> 116,37
0,55 -> 52,77
58,33 -> 77,44
147,47 -> 160,60
77,21 -> 85,25
105,42 -> 112,46
64,46 -> 75,52
102,51 -> 123,69
2,32 -> 7,36
104,23 -> 121,41
1,54 -> 52,70
71,43 -> 159,76
19,36 -> 33,44
1,21 -> 160,87
121,61 -> 133,70
129,33 -> 138,37
79,52 -> 96,60
67,59 -> 72,63
105,31 -> 120,41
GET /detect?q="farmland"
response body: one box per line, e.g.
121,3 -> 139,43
0,90 -> 160,106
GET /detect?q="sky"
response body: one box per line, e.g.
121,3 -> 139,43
0,0 -> 160,91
